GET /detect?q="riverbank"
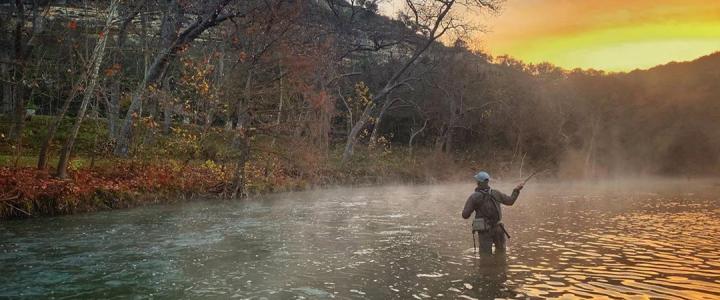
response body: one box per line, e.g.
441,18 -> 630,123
0,161 -> 219,218
0,152 -> 480,219
0,116 -> 525,220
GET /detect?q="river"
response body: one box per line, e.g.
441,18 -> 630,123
2,180 -> 720,299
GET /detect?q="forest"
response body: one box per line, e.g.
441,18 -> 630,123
1,0 -> 719,218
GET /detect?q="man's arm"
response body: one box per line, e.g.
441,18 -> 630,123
493,185 -> 523,206
462,194 -> 476,219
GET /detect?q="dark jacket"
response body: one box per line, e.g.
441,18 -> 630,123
462,187 -> 520,223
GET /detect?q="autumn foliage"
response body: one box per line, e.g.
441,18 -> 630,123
0,161 -> 226,219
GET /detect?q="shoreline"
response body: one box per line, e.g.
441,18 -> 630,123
0,162 -> 461,220
4,162 -> 717,221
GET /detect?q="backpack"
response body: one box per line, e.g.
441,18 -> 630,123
471,189 -> 501,232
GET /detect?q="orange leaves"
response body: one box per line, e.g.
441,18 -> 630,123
1,168 -> 65,203
305,89 -> 333,113
197,81 -> 210,95
0,161 -> 226,217
104,63 -> 122,77
179,57 -> 215,98
242,153 -> 290,193
167,127 -> 201,157
68,20 -> 78,30
141,116 -> 160,129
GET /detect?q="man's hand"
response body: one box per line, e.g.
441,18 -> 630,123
515,183 -> 524,191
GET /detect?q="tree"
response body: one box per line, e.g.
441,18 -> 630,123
55,0 -> 119,179
4,1 -> 50,167
340,0 -> 502,162
113,0 -> 251,157
105,0 -> 145,140
37,0 -> 143,170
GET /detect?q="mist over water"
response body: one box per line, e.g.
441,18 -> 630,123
1,180 -> 719,299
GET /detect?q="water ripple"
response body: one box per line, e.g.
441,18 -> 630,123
1,182 -> 719,299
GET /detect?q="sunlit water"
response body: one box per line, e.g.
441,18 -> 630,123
2,180 -> 720,299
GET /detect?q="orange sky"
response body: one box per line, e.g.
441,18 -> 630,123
383,0 -> 720,72
473,0 -> 720,71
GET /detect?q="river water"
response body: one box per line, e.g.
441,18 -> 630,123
2,180 -> 720,299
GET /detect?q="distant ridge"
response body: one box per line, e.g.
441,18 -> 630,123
599,51 -> 719,107
629,51 -> 720,74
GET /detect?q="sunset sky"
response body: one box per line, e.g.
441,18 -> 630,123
383,0 -> 720,72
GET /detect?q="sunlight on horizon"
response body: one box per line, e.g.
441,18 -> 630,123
382,0 -> 720,72
499,22 -> 720,72
476,0 -> 720,72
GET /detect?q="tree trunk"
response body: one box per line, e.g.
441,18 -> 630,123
8,1 -> 48,167
10,0 -> 27,168
227,67 -> 258,198
0,12 -> 9,115
446,97 -> 463,153
106,81 -> 120,139
408,118 -> 428,154
0,53 -> 11,115
230,135 -> 250,199
434,125 -> 446,151
56,0 -> 118,178
37,84 -> 80,169
162,97 -> 173,135
11,81 -> 25,168
271,59 -> 282,147
161,70 -> 174,135
341,102 -> 374,161
369,96 -> 396,147
444,128 -> 454,153
236,70 -> 253,129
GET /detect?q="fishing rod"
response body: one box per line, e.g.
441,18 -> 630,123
520,168 -> 547,186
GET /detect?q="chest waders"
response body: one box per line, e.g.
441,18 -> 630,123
471,189 -> 510,257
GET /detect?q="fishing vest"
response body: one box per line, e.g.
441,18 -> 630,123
471,188 -> 502,232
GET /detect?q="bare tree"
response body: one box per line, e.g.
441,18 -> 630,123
340,0 -> 501,162
37,1 -> 143,170
6,1 -> 49,167
56,0 -> 120,178
106,0 -> 145,140
409,118 -> 428,153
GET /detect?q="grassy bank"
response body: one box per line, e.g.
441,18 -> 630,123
1,116 -> 489,219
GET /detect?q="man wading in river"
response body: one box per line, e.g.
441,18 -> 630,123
462,171 -> 524,256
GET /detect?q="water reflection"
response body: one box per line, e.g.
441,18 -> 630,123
507,184 -> 720,300
466,255 -> 515,299
0,180 -> 719,299
516,217 -> 720,299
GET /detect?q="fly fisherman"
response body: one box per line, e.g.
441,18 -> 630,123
462,171 -> 524,256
